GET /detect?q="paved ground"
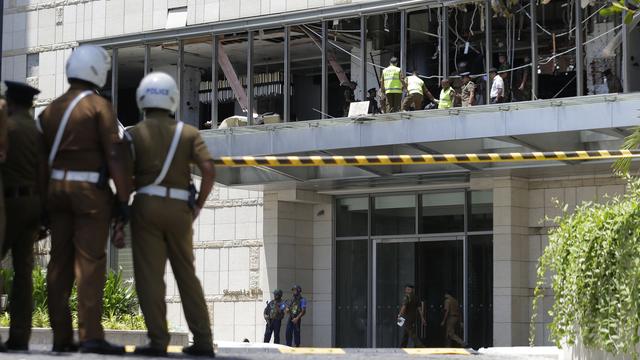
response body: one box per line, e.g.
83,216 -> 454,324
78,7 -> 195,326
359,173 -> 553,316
0,346 -> 559,359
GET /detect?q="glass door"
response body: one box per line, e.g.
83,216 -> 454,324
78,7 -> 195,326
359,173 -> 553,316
373,237 -> 463,348
374,240 -> 416,347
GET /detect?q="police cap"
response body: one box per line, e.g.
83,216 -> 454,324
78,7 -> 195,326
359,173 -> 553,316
4,81 -> 40,106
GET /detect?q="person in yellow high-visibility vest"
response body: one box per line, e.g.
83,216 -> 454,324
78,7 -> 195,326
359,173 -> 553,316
401,70 -> 436,111
380,57 -> 405,113
436,79 -> 456,110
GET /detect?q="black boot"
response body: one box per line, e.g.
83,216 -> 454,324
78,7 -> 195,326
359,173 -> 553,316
51,342 -> 79,353
182,344 -> 215,357
79,339 -> 125,355
5,339 -> 29,352
134,344 -> 168,357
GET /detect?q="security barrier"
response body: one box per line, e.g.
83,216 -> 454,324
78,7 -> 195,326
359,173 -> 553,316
213,150 -> 640,167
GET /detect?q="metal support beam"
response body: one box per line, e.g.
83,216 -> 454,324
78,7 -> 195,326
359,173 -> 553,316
575,0 -> 583,96
211,34 -> 219,128
284,26 -> 291,122
321,21 -> 328,119
485,0 -> 492,102
622,11 -> 630,93
442,6 -> 449,77
530,0 -> 538,100
247,31 -> 255,125
144,45 -> 151,75
360,16 -> 367,101
400,10 -> 407,75
111,48 -> 118,114
177,39 -> 184,121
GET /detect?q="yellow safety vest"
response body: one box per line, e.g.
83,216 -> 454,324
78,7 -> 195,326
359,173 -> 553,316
438,87 -> 454,109
406,75 -> 424,95
383,65 -> 403,94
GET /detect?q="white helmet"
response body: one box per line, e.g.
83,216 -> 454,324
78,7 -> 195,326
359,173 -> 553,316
136,72 -> 179,113
66,45 -> 111,88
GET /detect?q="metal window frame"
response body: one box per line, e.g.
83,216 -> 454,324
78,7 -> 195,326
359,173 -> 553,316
212,33 -> 219,128
284,26 -> 291,122
247,30 -> 255,125
485,0 -> 492,102
321,21 -> 329,119
575,0 -> 584,96
530,0 -> 538,100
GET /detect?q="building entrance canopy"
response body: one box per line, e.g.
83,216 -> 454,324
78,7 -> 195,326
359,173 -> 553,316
203,93 -> 640,189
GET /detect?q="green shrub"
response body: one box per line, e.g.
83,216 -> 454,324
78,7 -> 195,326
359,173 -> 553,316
531,176 -> 640,357
0,267 -> 144,330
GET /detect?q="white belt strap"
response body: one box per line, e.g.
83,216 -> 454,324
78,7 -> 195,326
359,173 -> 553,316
152,121 -> 184,186
48,90 -> 94,167
51,169 -> 100,184
137,185 -> 189,201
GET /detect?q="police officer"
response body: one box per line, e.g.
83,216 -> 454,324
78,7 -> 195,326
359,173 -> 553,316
264,289 -> 285,344
441,290 -> 465,347
380,57 -> 405,113
0,81 -> 45,352
38,45 -> 132,354
285,285 -> 307,347
129,72 -> 215,357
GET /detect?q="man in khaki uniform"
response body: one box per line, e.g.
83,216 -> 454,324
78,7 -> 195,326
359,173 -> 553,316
440,290 -> 465,347
129,72 -> 215,357
459,72 -> 476,107
38,45 -> 132,354
0,81 -> 45,352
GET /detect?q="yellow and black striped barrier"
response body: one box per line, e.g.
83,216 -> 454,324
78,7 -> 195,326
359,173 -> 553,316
213,149 -> 640,167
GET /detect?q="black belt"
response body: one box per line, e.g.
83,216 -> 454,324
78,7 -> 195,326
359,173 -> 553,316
4,186 -> 36,199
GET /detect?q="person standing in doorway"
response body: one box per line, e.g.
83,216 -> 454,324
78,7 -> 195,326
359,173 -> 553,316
441,290 -> 465,347
129,72 -> 216,357
264,289 -> 286,344
489,68 -> 505,104
39,45 -> 132,355
398,284 -> 426,348
285,285 -> 307,347
0,81 -> 45,352
380,57 -> 405,113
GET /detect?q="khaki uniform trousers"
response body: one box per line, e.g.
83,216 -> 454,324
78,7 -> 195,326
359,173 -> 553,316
131,195 -> 212,349
385,93 -> 402,113
47,180 -> 112,344
445,315 -> 464,347
402,93 -> 424,111
1,194 -> 40,344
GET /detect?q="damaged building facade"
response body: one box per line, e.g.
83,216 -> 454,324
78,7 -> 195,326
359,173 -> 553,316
2,0 -> 640,349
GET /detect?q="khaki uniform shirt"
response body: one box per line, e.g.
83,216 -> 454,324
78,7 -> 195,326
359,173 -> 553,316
3,109 -> 43,188
39,86 -> 122,172
461,81 -> 476,107
129,113 -> 212,190
444,295 -> 460,317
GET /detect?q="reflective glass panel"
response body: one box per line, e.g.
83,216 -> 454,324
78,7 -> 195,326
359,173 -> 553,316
336,197 -> 369,237
372,195 -> 416,236
420,192 -> 464,234
469,190 -> 493,231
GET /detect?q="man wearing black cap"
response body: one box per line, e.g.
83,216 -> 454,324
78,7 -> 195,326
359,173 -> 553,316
0,81 -> 46,352
285,285 -> 307,347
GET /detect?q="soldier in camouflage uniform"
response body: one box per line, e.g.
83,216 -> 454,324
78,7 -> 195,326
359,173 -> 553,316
263,289 -> 286,344
285,285 -> 307,347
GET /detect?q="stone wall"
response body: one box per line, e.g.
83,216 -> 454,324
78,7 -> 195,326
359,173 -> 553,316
474,174 -> 628,347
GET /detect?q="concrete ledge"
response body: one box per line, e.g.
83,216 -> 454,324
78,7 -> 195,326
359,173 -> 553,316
0,328 -> 189,346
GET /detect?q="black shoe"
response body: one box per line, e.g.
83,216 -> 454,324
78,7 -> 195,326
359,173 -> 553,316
134,345 -> 168,357
51,343 -> 79,353
5,340 -> 28,351
79,340 -> 125,355
182,344 -> 215,357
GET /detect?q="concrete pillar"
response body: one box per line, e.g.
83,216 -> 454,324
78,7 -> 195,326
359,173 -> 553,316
262,190 -> 333,347
492,177 -> 530,346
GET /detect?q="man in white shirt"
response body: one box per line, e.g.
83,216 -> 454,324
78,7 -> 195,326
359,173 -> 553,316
489,68 -> 504,104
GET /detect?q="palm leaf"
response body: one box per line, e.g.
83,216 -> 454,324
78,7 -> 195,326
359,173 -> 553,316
612,127 -> 640,174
